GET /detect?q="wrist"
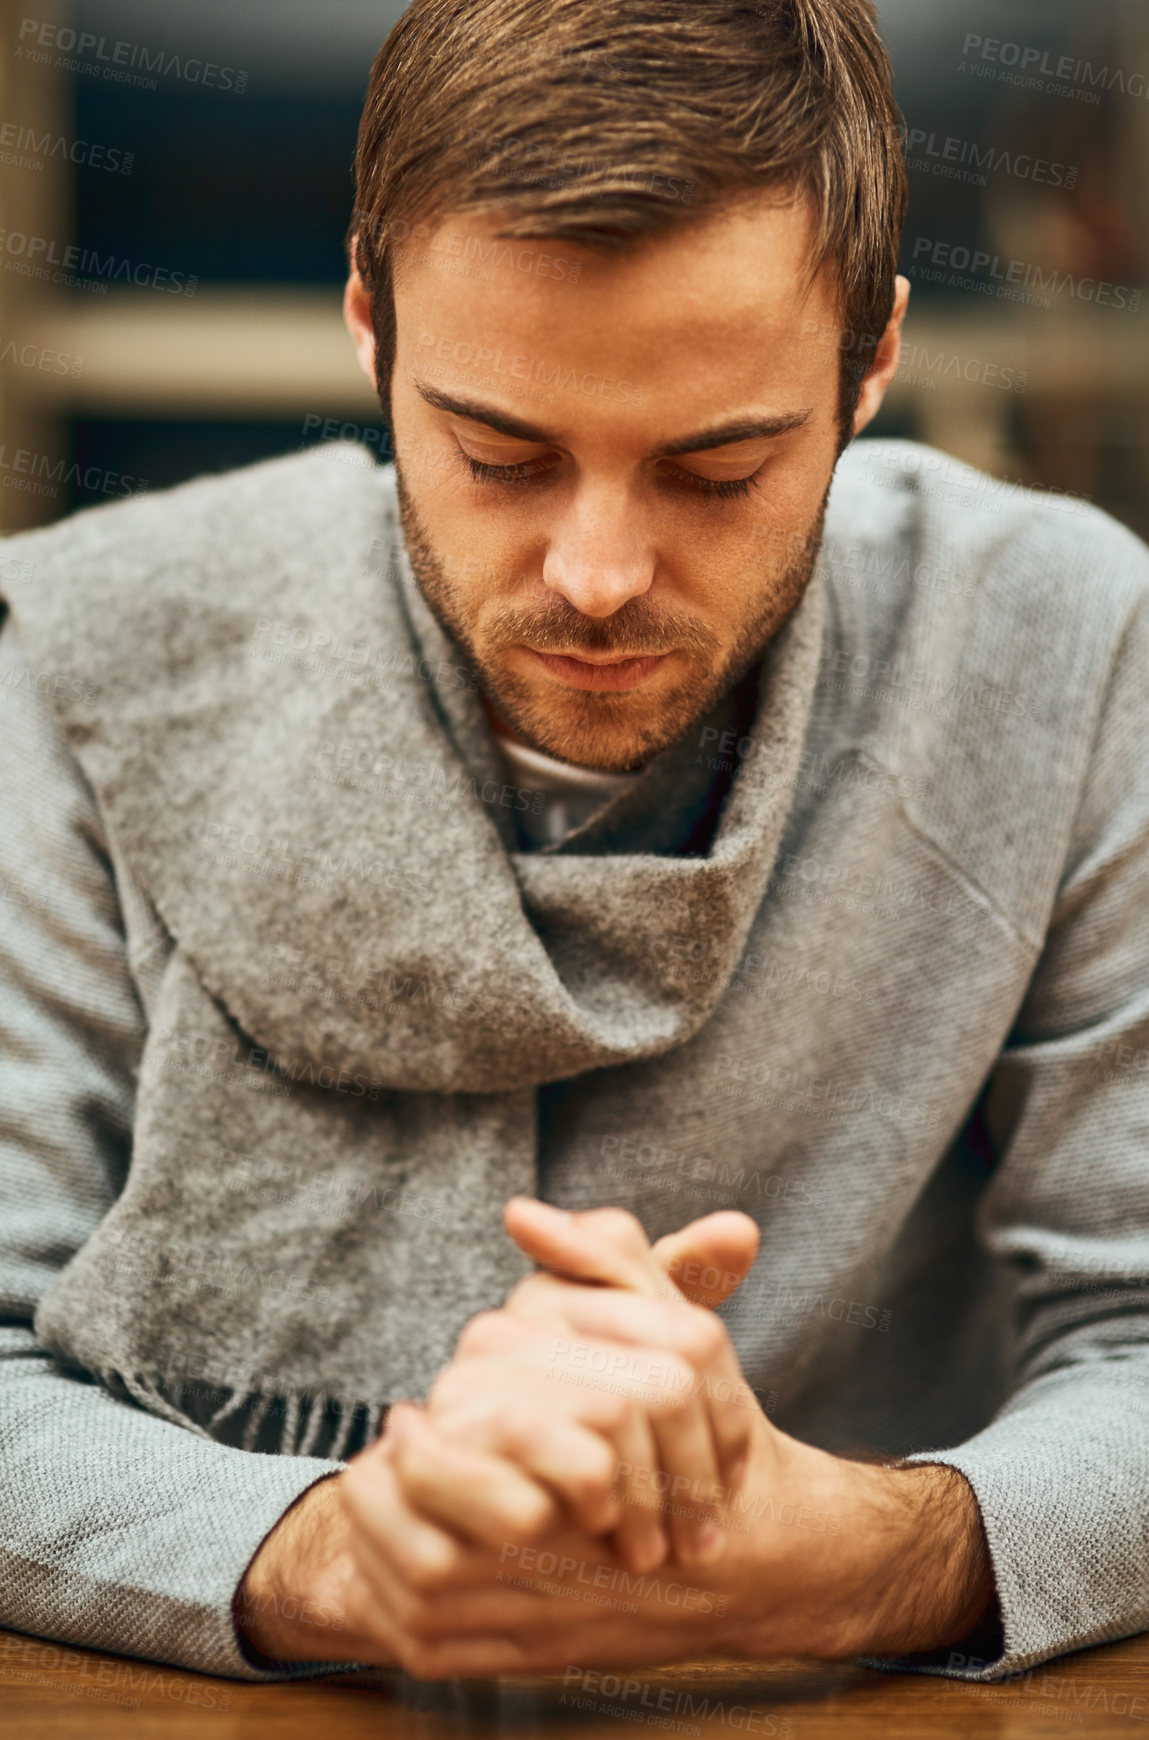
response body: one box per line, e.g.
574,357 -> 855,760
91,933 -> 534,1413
235,1474 -> 358,1666
829,1458 -> 995,1658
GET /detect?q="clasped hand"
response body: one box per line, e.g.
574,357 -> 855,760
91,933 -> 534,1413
239,1199 -> 994,1675
381,1201 -> 764,1568
334,1201 -> 829,1676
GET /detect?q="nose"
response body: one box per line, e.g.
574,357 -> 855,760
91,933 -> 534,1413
541,476 -> 656,618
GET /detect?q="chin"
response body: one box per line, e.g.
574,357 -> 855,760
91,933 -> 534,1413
521,695 -> 696,773
482,646 -> 732,772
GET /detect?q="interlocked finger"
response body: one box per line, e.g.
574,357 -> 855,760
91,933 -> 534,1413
383,1402 -> 562,1548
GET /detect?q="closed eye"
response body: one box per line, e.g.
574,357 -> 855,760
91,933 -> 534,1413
459,447 -> 765,500
667,466 -> 764,500
460,451 -> 559,487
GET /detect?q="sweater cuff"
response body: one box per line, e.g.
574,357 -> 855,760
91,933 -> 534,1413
2,1394 -> 356,1680
124,1451 -> 352,1681
859,1411 -> 1149,1682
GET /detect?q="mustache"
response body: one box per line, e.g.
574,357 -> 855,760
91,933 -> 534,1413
485,596 -> 719,660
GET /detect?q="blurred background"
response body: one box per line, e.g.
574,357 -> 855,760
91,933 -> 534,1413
0,0 -> 1146,533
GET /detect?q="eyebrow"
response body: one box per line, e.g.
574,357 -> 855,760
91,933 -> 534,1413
413,380 -> 812,456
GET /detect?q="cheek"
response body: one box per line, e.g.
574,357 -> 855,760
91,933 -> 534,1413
675,470 -> 823,593
407,472 -> 537,600
743,453 -> 834,557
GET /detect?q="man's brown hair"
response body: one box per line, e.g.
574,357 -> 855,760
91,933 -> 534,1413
350,0 -> 907,441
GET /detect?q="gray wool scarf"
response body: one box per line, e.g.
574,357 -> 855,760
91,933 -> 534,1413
1,447 -> 825,1459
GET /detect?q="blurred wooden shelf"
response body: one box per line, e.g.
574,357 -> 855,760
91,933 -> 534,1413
885,305 -> 1149,401
13,287 -> 379,418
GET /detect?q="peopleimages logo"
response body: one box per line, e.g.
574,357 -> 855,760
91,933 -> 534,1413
910,236 -> 1141,314
0,446 -> 147,502
898,124 -> 1078,190
0,123 -> 133,175
896,340 -> 1028,396
960,32 -> 1149,103
0,340 -> 85,377
16,18 -> 248,93
0,230 -> 197,295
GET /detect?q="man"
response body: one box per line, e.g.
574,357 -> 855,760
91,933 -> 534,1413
2,0 -> 1148,1689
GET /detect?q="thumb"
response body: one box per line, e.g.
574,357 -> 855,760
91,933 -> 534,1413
651,1212 -> 760,1309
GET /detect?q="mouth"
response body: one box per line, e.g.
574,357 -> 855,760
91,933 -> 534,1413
525,648 -> 671,692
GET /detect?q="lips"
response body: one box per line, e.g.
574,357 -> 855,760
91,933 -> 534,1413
526,649 -> 670,692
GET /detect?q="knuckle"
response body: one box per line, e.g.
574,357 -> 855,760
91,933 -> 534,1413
502,1487 -> 556,1542
593,1389 -> 633,1434
506,1277 -> 539,1314
651,1355 -> 694,1406
502,1401 -> 543,1449
404,1543 -> 457,1598
380,1581 -> 422,1633
507,1275 -> 558,1316
681,1310 -> 727,1365
339,1456 -> 379,1518
426,1366 -> 466,1411
457,1309 -> 509,1356
386,1435 -> 421,1487
403,1558 -> 436,1599
341,1582 -> 379,1644
429,1361 -> 494,1415
619,1392 -> 643,1433
573,1442 -> 618,1503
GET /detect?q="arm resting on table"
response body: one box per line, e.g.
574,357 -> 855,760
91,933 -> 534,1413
0,626 -> 346,1679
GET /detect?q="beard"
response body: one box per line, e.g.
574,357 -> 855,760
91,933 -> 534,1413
395,463 -> 829,773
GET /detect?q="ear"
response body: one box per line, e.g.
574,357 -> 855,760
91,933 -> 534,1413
851,273 -> 911,438
343,256 -> 378,386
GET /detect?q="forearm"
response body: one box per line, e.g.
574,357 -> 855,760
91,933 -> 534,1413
0,1329 -> 342,1677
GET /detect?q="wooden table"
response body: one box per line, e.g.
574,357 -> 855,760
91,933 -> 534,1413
4,1626 -> 1149,1738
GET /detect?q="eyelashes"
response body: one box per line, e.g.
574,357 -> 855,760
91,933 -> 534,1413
673,469 -> 758,500
461,453 -> 556,488
458,450 -> 762,500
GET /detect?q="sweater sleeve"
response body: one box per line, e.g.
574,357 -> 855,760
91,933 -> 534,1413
877,584 -> 1149,1683
0,623 -> 345,1680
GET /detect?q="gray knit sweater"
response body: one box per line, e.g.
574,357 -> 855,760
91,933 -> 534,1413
2,438 -> 1148,1683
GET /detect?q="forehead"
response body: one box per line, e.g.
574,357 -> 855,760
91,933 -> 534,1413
390,194 -> 841,428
